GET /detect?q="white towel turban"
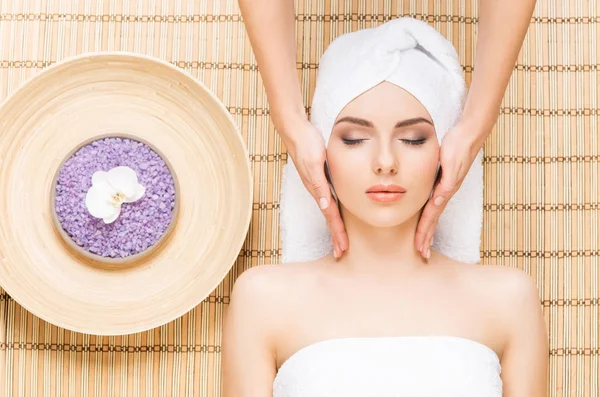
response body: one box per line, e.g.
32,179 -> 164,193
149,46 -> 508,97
280,17 -> 483,264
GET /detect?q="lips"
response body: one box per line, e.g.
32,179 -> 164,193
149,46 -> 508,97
366,184 -> 407,203
366,184 -> 407,193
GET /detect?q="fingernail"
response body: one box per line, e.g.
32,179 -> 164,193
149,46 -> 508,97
426,248 -> 431,259
333,248 -> 339,258
419,244 -> 424,252
434,196 -> 445,206
319,197 -> 329,209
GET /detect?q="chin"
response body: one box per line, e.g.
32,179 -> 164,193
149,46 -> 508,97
345,206 -> 414,228
338,192 -> 425,228
365,213 -> 412,228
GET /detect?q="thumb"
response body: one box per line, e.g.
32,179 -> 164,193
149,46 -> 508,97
431,166 -> 460,206
302,158 -> 334,210
312,176 -> 334,210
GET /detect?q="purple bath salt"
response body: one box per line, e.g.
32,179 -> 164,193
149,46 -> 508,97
54,137 -> 176,259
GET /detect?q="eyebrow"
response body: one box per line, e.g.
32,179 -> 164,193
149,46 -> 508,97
334,116 -> 433,129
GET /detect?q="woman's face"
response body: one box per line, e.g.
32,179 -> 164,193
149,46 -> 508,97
326,81 -> 440,228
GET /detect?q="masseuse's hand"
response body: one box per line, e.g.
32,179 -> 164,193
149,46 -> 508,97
286,120 -> 348,258
415,122 -> 484,259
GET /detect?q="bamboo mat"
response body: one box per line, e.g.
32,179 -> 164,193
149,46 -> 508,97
0,0 -> 598,396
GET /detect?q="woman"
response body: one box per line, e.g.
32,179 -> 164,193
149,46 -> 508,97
237,0 -> 538,260
222,18 -> 548,396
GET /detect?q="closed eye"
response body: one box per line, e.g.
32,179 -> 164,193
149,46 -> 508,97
401,139 -> 426,145
341,138 -> 366,146
342,138 -> 427,146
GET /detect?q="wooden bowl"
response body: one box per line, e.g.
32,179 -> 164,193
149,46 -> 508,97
49,133 -> 181,270
0,52 -> 253,335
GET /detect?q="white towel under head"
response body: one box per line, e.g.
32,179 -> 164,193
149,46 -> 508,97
280,17 -> 483,264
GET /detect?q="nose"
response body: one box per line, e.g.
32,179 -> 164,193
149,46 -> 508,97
372,142 -> 398,175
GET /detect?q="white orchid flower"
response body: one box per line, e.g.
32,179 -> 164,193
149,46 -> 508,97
85,166 -> 145,224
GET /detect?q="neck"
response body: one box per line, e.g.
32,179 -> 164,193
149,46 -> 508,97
336,207 -> 429,273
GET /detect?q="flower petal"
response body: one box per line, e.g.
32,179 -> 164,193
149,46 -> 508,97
107,166 -> 138,197
103,207 -> 121,224
124,183 -> 145,203
85,186 -> 116,218
91,170 -> 109,186
93,177 -> 118,199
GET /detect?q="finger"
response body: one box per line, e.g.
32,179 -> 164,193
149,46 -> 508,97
329,205 -> 348,248
430,174 -> 458,208
431,157 -> 465,207
415,199 -> 441,251
329,206 -> 348,257
421,228 -> 434,258
422,218 -> 438,259
308,175 -> 346,256
415,181 -> 448,251
311,177 -> 332,211
419,224 -> 433,258
307,160 -> 350,253
415,170 -> 461,251
321,195 -> 348,255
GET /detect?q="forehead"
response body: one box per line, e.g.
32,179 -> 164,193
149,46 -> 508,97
336,81 -> 431,122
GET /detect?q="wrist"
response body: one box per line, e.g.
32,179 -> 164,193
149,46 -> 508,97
274,111 -> 311,145
459,85 -> 503,145
458,108 -> 494,138
453,116 -> 491,150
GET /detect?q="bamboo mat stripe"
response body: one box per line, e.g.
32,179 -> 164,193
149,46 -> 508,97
0,0 -> 599,396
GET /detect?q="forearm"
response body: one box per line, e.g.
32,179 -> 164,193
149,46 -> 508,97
461,0 -> 537,143
238,0 -> 306,142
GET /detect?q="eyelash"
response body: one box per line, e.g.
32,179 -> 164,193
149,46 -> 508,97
341,138 -> 426,146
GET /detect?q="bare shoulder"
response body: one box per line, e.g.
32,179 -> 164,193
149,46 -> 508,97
453,262 -> 541,308
465,267 -> 548,394
228,261 -> 324,328
222,261 -> 324,396
231,261 -> 322,302
472,264 -> 540,303
446,262 -> 545,359
456,263 -> 543,335
230,264 -> 286,303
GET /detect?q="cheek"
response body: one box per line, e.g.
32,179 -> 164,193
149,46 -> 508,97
405,147 -> 440,196
425,147 -> 440,181
422,155 -> 440,182
326,148 -> 362,197
397,145 -> 438,185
